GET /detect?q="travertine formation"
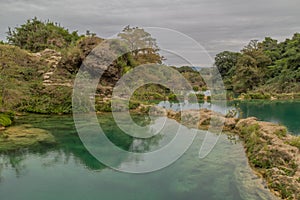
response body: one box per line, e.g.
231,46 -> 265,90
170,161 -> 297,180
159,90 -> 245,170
149,106 -> 300,200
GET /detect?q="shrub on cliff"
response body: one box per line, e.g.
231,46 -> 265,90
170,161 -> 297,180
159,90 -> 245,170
7,17 -> 81,52
0,112 -> 14,127
59,36 -> 104,73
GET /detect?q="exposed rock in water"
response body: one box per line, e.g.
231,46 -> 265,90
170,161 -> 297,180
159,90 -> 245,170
161,107 -> 300,200
0,124 -> 56,152
235,118 -> 300,200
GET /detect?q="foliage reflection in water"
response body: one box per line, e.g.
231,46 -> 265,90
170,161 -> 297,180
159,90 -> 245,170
0,113 -> 277,200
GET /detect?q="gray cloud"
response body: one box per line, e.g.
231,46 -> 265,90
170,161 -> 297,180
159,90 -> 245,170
0,0 -> 299,65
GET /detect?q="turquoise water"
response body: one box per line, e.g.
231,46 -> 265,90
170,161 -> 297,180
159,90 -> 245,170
0,114 -> 276,200
235,100 -> 300,135
158,100 -> 300,135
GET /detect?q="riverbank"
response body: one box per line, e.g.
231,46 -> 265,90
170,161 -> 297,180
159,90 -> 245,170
1,106 -> 299,199
157,107 -> 300,200
234,92 -> 300,101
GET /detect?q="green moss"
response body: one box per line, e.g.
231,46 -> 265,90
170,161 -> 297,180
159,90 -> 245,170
192,86 -> 199,91
0,113 -> 13,127
95,101 -> 112,112
241,92 -> 271,100
139,105 -> 150,113
240,123 -> 260,136
239,124 -> 274,168
128,101 -> 140,110
270,182 -> 293,199
278,166 -> 296,176
0,124 -> 56,152
168,94 -> 184,102
274,128 -> 287,138
288,136 -> 300,149
188,93 -> 204,102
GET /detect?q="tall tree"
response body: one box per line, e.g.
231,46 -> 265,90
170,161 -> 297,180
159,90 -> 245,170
232,54 -> 261,93
214,51 -> 241,77
214,51 -> 241,89
117,26 -> 163,67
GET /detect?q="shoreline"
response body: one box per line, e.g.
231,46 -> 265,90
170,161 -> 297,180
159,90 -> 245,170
157,107 -> 300,200
1,106 -> 300,199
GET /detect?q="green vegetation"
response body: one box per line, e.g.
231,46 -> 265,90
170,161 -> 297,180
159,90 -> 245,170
0,124 -> 56,152
0,44 -> 73,114
215,34 -> 300,97
1,19 -> 209,116
0,114 -> 12,127
235,118 -> 300,199
240,92 -> 271,100
288,136 -> 300,149
239,124 -> 272,168
274,128 -> 288,138
116,26 -> 164,74
95,100 -> 140,112
7,17 -> 81,52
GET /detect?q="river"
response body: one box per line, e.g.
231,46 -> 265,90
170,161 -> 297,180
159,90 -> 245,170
0,109 -> 282,200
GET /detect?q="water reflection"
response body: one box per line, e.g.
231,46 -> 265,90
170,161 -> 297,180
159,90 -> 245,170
0,114 -> 277,200
1,113 -> 168,173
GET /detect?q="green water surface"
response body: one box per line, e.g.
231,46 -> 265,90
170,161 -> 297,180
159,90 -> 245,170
235,100 -> 300,135
0,113 -> 277,200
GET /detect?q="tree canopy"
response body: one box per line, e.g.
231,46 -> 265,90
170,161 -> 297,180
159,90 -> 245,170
116,26 -> 164,73
214,34 -> 300,94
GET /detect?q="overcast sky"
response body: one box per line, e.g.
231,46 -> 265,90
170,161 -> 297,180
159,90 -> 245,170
0,0 -> 299,66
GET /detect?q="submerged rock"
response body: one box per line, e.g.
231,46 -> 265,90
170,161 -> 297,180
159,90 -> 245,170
0,124 -> 56,152
164,108 -> 300,200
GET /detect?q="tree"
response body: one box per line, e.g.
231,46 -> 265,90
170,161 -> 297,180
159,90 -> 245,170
258,37 -> 280,63
214,34 -> 300,94
118,26 -> 157,53
232,55 -> 262,93
214,51 -> 241,77
214,51 -> 241,90
117,26 -> 163,67
283,33 -> 300,71
7,17 -> 81,52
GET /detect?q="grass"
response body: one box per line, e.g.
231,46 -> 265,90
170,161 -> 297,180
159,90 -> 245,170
288,136 -> 300,149
274,128 -> 288,138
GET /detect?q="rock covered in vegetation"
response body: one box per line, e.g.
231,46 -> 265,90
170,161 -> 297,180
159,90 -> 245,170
0,124 -> 56,152
59,36 -> 104,74
0,111 -> 15,131
235,118 -> 300,200
0,44 -> 73,114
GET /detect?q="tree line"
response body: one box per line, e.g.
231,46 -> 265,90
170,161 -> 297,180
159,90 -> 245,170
215,34 -> 300,94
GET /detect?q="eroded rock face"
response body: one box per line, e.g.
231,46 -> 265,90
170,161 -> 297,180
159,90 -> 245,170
77,36 -> 104,57
59,36 -> 104,74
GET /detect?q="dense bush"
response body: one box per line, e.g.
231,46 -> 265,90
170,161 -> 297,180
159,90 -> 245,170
7,17 -> 81,52
0,113 -> 13,127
